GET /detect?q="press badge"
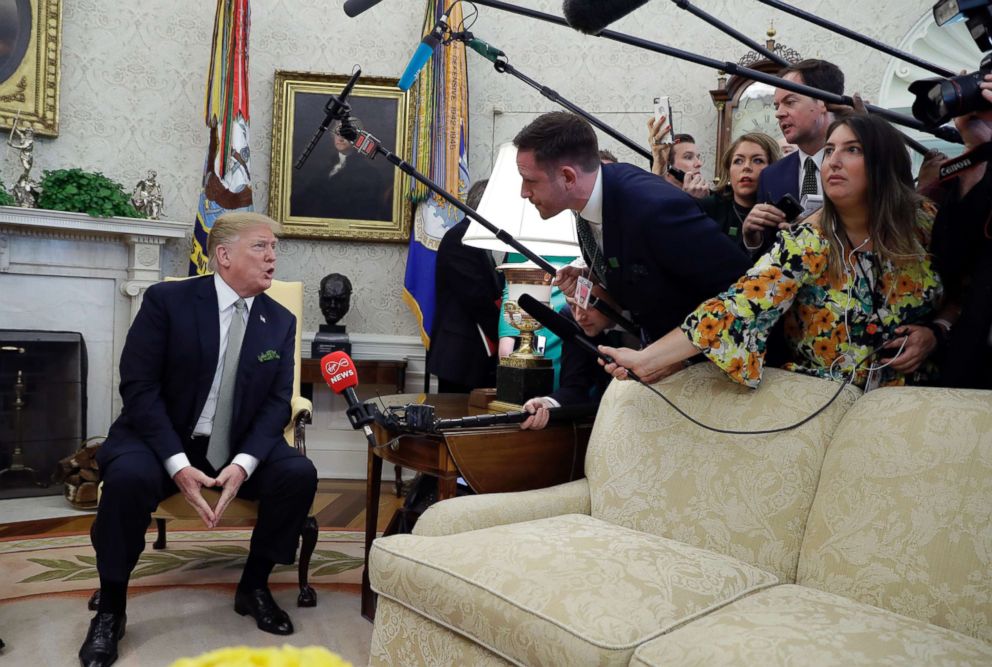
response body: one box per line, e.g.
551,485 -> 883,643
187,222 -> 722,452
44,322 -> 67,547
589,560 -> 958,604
575,276 -> 594,310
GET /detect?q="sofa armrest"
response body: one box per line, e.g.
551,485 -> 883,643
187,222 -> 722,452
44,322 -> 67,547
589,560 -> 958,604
413,478 -> 591,537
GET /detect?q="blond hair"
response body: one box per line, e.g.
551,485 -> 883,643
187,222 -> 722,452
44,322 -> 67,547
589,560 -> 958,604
206,212 -> 280,271
714,132 -> 782,192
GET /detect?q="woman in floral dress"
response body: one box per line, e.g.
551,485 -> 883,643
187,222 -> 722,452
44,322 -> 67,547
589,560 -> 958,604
601,114 -> 945,390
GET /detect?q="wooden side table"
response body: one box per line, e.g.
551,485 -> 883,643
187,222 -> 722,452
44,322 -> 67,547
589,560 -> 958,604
361,393 -> 593,621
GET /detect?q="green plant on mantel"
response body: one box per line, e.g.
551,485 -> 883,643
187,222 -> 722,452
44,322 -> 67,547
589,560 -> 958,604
0,176 -> 12,206
37,168 -> 144,218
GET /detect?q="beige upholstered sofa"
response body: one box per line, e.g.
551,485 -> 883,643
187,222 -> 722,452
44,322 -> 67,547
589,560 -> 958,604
368,364 -> 992,665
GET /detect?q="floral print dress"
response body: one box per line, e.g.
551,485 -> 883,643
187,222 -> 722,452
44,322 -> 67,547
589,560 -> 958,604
681,210 -> 942,389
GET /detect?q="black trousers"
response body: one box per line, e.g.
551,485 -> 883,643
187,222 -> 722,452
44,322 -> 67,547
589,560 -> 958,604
93,440 -> 317,585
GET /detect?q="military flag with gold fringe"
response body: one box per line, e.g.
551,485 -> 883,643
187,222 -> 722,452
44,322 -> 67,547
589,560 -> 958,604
189,0 -> 254,275
401,0 -> 472,348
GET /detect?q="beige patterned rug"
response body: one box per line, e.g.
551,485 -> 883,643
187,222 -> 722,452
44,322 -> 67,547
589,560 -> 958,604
0,529 -> 365,601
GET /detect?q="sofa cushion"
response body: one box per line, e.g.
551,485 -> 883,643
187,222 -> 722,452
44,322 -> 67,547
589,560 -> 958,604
586,364 -> 860,583
798,386 -> 992,642
630,584 -> 992,666
370,513 -> 778,666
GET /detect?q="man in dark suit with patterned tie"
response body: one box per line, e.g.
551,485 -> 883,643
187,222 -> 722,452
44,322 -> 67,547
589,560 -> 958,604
513,112 -> 751,382
79,213 -> 317,667
745,59 -> 845,255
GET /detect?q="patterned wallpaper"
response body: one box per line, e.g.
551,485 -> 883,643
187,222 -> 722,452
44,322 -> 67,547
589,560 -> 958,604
1,0 -> 941,337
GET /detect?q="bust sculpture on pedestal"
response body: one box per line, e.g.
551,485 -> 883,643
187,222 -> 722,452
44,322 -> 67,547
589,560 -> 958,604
312,273 -> 353,357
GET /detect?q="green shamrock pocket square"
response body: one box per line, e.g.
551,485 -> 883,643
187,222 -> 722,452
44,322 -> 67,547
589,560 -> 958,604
257,350 -> 281,363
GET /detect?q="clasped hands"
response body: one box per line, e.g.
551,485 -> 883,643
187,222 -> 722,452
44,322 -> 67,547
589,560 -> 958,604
173,463 -> 247,529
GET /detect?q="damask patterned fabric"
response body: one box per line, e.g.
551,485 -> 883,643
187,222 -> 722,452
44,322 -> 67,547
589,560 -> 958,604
681,212 -> 941,388
586,364 -> 861,583
798,386 -> 992,643
370,513 -> 778,666
631,585 -> 992,666
413,478 -> 591,537
370,597 -> 514,666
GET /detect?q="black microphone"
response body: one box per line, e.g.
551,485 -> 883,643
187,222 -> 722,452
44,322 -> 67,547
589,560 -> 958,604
434,403 -> 597,430
563,0 -> 651,34
295,67 -> 362,169
517,294 -> 643,383
343,0 -> 385,17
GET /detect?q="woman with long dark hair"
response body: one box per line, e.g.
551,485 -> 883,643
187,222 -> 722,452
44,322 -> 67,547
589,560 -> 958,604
601,114 -> 945,390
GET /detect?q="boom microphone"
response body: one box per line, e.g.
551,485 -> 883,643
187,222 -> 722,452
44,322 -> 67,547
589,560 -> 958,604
398,15 -> 448,91
562,0 -> 651,34
434,403 -> 597,430
343,0 -> 384,17
517,294 -> 643,383
320,351 -> 378,444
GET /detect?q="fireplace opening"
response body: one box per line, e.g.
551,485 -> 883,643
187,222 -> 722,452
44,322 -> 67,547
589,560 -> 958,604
0,330 -> 87,500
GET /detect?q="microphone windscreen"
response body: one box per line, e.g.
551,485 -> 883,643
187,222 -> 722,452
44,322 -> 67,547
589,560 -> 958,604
398,38 -> 437,91
517,294 -> 581,342
562,0 -> 651,34
320,351 -> 359,393
343,0 -> 385,18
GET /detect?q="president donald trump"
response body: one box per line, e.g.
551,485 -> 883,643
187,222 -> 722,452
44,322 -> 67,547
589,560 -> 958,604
80,212 -> 317,667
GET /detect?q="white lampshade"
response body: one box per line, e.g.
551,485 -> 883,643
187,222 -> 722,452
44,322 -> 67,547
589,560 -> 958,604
463,143 -> 579,256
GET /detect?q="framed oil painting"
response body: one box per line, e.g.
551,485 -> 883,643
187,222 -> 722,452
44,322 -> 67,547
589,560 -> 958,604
269,70 -> 413,242
0,0 -> 62,136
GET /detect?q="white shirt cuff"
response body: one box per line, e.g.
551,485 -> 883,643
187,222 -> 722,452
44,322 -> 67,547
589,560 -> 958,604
541,396 -> 561,409
232,453 -> 259,479
164,453 -> 192,479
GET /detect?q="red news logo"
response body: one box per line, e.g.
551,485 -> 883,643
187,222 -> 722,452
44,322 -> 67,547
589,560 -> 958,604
324,357 -> 351,376
329,368 -> 355,385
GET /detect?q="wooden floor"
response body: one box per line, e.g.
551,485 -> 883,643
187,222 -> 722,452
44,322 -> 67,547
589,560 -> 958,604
0,479 -> 405,539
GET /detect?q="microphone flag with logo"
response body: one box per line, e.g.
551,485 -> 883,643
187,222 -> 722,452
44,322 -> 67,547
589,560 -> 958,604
189,0 -> 254,275
401,0 -> 471,351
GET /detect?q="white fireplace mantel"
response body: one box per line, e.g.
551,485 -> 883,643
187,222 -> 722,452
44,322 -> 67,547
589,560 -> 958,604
0,206 -> 193,435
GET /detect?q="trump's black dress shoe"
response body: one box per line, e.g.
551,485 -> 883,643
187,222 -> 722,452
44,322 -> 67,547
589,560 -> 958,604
234,587 -> 294,635
78,612 -> 126,667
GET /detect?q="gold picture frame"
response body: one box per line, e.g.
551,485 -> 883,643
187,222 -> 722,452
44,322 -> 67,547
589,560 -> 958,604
269,70 -> 413,242
0,0 -> 62,136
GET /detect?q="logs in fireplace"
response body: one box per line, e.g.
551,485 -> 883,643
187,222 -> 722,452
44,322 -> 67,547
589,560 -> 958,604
0,331 -> 86,499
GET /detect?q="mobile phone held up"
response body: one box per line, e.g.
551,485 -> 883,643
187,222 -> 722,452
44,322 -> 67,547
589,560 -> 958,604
653,96 -> 675,143
775,193 -> 805,223
668,166 -> 686,183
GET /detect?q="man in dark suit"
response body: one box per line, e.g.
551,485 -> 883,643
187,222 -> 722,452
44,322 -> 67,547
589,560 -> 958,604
513,112 -> 751,380
427,180 -> 503,393
79,213 -> 317,667
745,59 -> 845,254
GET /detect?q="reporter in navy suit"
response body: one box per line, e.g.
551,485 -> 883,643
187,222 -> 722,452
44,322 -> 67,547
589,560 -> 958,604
513,112 -> 751,363
747,59 -> 844,255
80,213 -> 317,667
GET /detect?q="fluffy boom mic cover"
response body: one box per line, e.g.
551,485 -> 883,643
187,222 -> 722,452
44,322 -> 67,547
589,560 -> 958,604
562,0 -> 651,34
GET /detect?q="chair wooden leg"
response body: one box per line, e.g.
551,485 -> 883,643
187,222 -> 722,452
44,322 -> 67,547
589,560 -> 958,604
297,516 -> 318,607
153,518 -> 167,550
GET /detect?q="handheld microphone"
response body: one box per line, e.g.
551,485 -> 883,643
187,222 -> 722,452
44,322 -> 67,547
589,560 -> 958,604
295,67 -> 362,170
343,0 -> 384,17
562,0 -> 651,34
517,294 -> 643,383
398,15 -> 447,91
320,351 -> 378,444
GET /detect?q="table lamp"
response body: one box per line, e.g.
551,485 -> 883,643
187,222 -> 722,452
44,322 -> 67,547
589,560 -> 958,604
463,143 -> 580,407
